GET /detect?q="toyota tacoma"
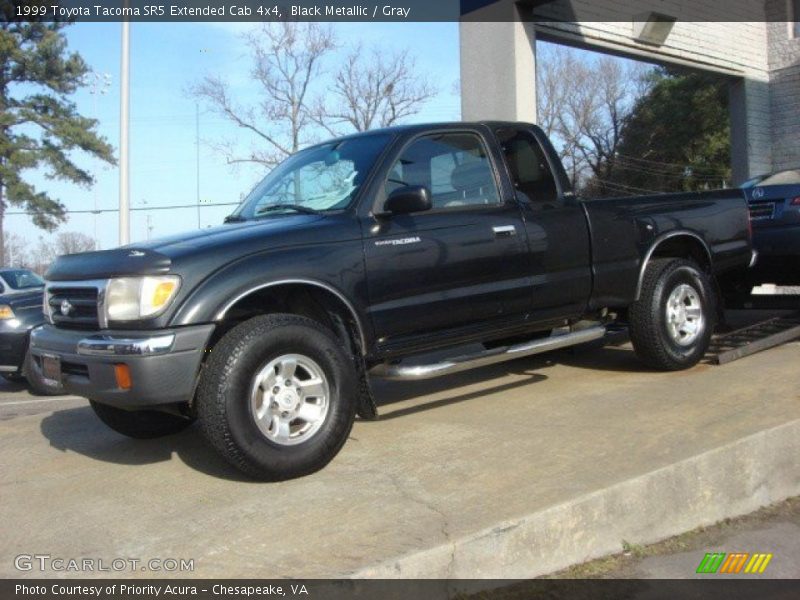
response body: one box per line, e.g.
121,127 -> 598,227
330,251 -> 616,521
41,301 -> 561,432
30,122 -> 753,480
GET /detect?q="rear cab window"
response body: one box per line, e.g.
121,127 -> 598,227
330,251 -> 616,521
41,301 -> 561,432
495,127 -> 559,205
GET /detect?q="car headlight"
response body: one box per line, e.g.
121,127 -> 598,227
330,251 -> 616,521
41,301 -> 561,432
0,305 -> 15,320
105,276 -> 181,321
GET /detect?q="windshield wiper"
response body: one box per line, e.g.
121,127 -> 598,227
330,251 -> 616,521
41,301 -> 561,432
224,214 -> 247,223
255,204 -> 322,216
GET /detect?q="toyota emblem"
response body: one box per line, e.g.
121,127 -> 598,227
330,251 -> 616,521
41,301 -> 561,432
60,299 -> 73,316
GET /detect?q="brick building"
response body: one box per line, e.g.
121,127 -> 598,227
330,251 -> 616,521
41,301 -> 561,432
460,0 -> 800,182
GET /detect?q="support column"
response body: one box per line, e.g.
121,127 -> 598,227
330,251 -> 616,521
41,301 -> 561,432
729,75 -> 773,184
459,5 -> 537,122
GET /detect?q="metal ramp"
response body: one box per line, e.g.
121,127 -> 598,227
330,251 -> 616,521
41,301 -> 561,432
707,311 -> 800,365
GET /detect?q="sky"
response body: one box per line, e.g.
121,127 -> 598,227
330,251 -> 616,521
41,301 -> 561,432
6,21 -> 462,253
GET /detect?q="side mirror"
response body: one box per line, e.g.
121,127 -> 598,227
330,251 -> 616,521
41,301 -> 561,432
383,185 -> 432,215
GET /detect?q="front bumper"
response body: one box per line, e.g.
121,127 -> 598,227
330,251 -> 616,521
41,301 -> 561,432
29,323 -> 215,408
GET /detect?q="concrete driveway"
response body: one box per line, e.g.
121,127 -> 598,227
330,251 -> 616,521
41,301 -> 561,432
2,313 -> 799,579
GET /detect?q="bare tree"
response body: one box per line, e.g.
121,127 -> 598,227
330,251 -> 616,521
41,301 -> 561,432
191,22 -> 335,168
27,237 -> 57,275
313,45 -> 436,134
537,45 -> 652,194
3,231 -> 95,275
2,231 -> 31,269
55,231 -> 96,255
536,47 -> 584,186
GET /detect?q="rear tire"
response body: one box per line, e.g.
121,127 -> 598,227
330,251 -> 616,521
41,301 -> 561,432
90,401 -> 194,439
629,258 -> 716,371
196,314 -> 358,481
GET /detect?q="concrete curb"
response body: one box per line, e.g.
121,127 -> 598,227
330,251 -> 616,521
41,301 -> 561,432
351,418 -> 800,578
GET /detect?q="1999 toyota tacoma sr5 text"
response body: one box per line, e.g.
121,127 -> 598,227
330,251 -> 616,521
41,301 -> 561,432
30,122 -> 754,480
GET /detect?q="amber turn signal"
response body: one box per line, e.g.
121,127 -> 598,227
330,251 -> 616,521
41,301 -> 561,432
114,364 -> 132,390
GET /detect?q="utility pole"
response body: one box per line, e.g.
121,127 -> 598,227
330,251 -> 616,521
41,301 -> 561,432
196,102 -> 201,229
86,71 -> 111,250
119,20 -> 131,246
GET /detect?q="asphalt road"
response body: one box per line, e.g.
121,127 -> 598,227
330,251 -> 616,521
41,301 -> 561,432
1,309 -> 798,579
0,379 -> 85,420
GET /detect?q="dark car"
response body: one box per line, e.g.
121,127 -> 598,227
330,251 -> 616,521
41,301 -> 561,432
741,168 -> 800,285
0,268 -> 62,395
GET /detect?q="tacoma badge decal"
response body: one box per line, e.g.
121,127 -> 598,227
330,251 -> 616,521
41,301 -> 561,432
374,237 -> 422,247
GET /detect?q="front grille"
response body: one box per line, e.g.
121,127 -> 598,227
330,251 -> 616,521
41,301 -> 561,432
61,360 -> 89,378
48,286 -> 101,330
749,202 -> 776,221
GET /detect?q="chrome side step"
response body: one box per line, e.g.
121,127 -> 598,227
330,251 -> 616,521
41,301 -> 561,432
370,326 -> 606,381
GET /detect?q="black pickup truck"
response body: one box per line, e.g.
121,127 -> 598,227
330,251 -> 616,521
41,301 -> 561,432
30,122 -> 753,480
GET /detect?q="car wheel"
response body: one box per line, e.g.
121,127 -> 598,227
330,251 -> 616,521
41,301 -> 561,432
90,400 -> 194,439
196,313 -> 358,481
629,258 -> 716,371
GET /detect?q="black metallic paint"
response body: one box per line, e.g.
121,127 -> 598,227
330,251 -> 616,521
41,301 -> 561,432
42,122 -> 752,365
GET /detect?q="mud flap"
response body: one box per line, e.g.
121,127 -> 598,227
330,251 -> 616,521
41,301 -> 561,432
329,312 -> 378,420
355,365 -> 379,420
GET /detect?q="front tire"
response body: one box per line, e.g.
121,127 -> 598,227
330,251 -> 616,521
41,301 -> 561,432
196,314 -> 358,481
629,258 -> 716,371
90,401 -> 194,439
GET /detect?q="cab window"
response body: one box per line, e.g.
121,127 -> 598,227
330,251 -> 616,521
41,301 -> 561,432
385,133 -> 500,209
495,128 -> 559,205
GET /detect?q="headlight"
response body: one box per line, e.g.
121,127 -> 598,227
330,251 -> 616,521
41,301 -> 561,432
0,305 -> 15,320
106,276 -> 181,321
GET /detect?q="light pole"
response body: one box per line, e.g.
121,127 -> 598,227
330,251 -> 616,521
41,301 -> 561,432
119,20 -> 131,246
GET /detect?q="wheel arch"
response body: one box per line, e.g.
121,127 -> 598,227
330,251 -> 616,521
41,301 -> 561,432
635,231 -> 713,301
212,279 -> 369,356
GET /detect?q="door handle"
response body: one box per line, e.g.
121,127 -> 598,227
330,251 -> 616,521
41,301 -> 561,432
492,225 -> 517,237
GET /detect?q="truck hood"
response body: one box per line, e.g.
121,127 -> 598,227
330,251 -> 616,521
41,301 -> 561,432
46,214 -> 325,281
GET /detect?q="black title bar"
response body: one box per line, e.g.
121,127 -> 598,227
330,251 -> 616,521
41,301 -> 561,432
0,0 -> 784,23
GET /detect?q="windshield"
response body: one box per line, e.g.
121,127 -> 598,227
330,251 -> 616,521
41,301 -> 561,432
231,133 -> 392,220
1,269 -> 44,290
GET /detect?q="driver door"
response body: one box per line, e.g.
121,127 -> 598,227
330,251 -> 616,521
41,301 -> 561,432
363,130 -> 531,352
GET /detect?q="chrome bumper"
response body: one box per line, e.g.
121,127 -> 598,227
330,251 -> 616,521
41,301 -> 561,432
76,334 -> 175,356
29,324 -> 215,408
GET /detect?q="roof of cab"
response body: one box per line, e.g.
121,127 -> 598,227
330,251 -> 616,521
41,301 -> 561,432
313,120 -> 538,146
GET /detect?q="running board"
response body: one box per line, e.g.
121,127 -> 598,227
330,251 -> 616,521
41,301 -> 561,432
370,326 -> 607,381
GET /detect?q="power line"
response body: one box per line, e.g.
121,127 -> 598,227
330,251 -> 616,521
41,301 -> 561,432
615,153 -> 729,175
5,201 -> 240,217
593,178 -> 662,195
614,160 -> 728,182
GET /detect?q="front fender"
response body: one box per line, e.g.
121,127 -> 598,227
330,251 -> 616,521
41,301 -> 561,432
168,241 -> 372,343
